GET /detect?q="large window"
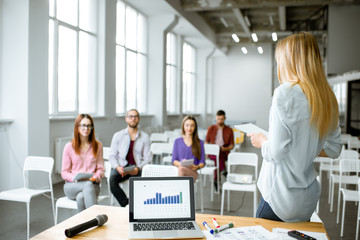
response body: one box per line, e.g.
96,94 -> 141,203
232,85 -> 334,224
116,1 -> 147,114
48,0 -> 98,116
166,32 -> 178,113
182,42 -> 196,113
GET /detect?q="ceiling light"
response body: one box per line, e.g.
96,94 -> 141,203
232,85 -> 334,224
269,15 -> 274,26
244,15 -> 251,27
257,46 -> 263,54
251,33 -> 258,42
220,17 -> 229,28
241,47 -> 248,54
272,32 -> 278,41
232,34 -> 239,43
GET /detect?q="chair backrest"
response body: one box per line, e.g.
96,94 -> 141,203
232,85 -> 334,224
168,137 -> 177,147
103,147 -> 111,160
339,159 -> 360,185
23,156 -> 54,189
150,133 -> 168,143
204,144 -> 220,157
150,143 -> 173,155
227,152 -> 258,180
340,134 -> 352,144
164,130 -> 180,140
104,161 -> 112,179
141,164 -> 178,177
340,149 -> 359,160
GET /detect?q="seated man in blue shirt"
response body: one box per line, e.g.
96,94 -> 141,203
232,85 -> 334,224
108,109 -> 151,207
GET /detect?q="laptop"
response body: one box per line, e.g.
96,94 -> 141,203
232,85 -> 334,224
128,176 -> 204,239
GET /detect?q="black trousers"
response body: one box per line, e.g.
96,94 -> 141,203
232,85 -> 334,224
109,167 -> 141,207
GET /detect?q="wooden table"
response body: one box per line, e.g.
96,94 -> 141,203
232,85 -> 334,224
31,205 -> 328,239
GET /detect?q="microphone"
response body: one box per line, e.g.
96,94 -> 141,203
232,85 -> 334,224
65,214 -> 108,238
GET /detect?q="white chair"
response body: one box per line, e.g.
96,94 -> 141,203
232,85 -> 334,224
141,164 -> 178,177
199,144 -> 220,201
164,130 -> 180,140
55,197 -> 77,224
356,178 -> 360,240
340,134 -> 352,146
103,146 -> 111,160
150,142 -> 172,164
0,156 -> 55,240
150,133 -> 168,143
220,152 -> 258,217
348,136 -> 360,152
336,159 -> 360,237
162,155 -> 173,165
56,161 -> 112,222
329,149 -> 359,212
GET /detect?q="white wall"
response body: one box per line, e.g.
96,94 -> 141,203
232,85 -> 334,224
0,0 -> 30,190
211,44 -> 274,130
328,5 -> 360,75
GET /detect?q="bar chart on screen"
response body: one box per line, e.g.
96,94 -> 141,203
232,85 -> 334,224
133,180 -> 191,219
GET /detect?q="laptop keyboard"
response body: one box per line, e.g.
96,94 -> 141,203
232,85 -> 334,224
134,222 -> 196,231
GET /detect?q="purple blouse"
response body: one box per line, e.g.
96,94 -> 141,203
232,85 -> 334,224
172,137 -> 205,165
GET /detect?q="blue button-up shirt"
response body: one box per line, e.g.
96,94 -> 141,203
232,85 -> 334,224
258,82 -> 342,222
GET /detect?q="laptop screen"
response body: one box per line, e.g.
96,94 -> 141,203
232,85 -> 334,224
129,177 -> 195,222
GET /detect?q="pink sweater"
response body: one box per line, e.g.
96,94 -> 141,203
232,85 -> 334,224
61,142 -> 105,182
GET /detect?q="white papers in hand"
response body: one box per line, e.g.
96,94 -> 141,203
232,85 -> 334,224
180,159 -> 194,167
73,173 -> 93,181
234,123 -> 268,136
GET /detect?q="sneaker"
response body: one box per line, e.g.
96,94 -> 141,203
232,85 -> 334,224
213,181 -> 218,192
222,170 -> 228,177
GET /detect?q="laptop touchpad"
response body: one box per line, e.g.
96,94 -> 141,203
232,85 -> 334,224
153,232 -> 178,238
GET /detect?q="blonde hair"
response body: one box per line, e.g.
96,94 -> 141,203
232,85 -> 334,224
275,32 -> 338,139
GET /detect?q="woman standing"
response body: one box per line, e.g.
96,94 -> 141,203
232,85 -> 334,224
172,116 -> 205,180
61,114 -> 104,212
248,32 -> 342,222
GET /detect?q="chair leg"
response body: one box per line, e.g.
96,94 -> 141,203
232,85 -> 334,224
220,188 -> 225,215
356,205 -> 360,240
199,178 -> 204,213
330,178 -> 334,212
210,175 -> 214,202
51,191 -> 55,225
328,171 -> 331,204
340,198 -> 346,237
227,191 -> 230,212
55,205 -> 59,225
254,191 -> 257,218
337,190 -> 341,224
26,202 -> 30,240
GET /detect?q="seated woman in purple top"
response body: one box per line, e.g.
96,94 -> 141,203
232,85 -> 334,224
172,115 -> 205,180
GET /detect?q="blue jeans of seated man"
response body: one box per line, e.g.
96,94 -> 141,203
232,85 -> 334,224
256,196 -> 283,221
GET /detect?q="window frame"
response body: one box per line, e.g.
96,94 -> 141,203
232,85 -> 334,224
182,41 -> 196,113
115,0 -> 148,115
48,0 -> 99,117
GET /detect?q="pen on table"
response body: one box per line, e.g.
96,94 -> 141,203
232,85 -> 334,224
202,221 -> 214,234
212,218 -> 220,228
214,222 -> 234,233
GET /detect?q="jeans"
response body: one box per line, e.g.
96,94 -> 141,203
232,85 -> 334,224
256,196 -> 283,221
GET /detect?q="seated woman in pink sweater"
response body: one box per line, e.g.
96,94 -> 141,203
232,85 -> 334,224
61,114 -> 104,212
